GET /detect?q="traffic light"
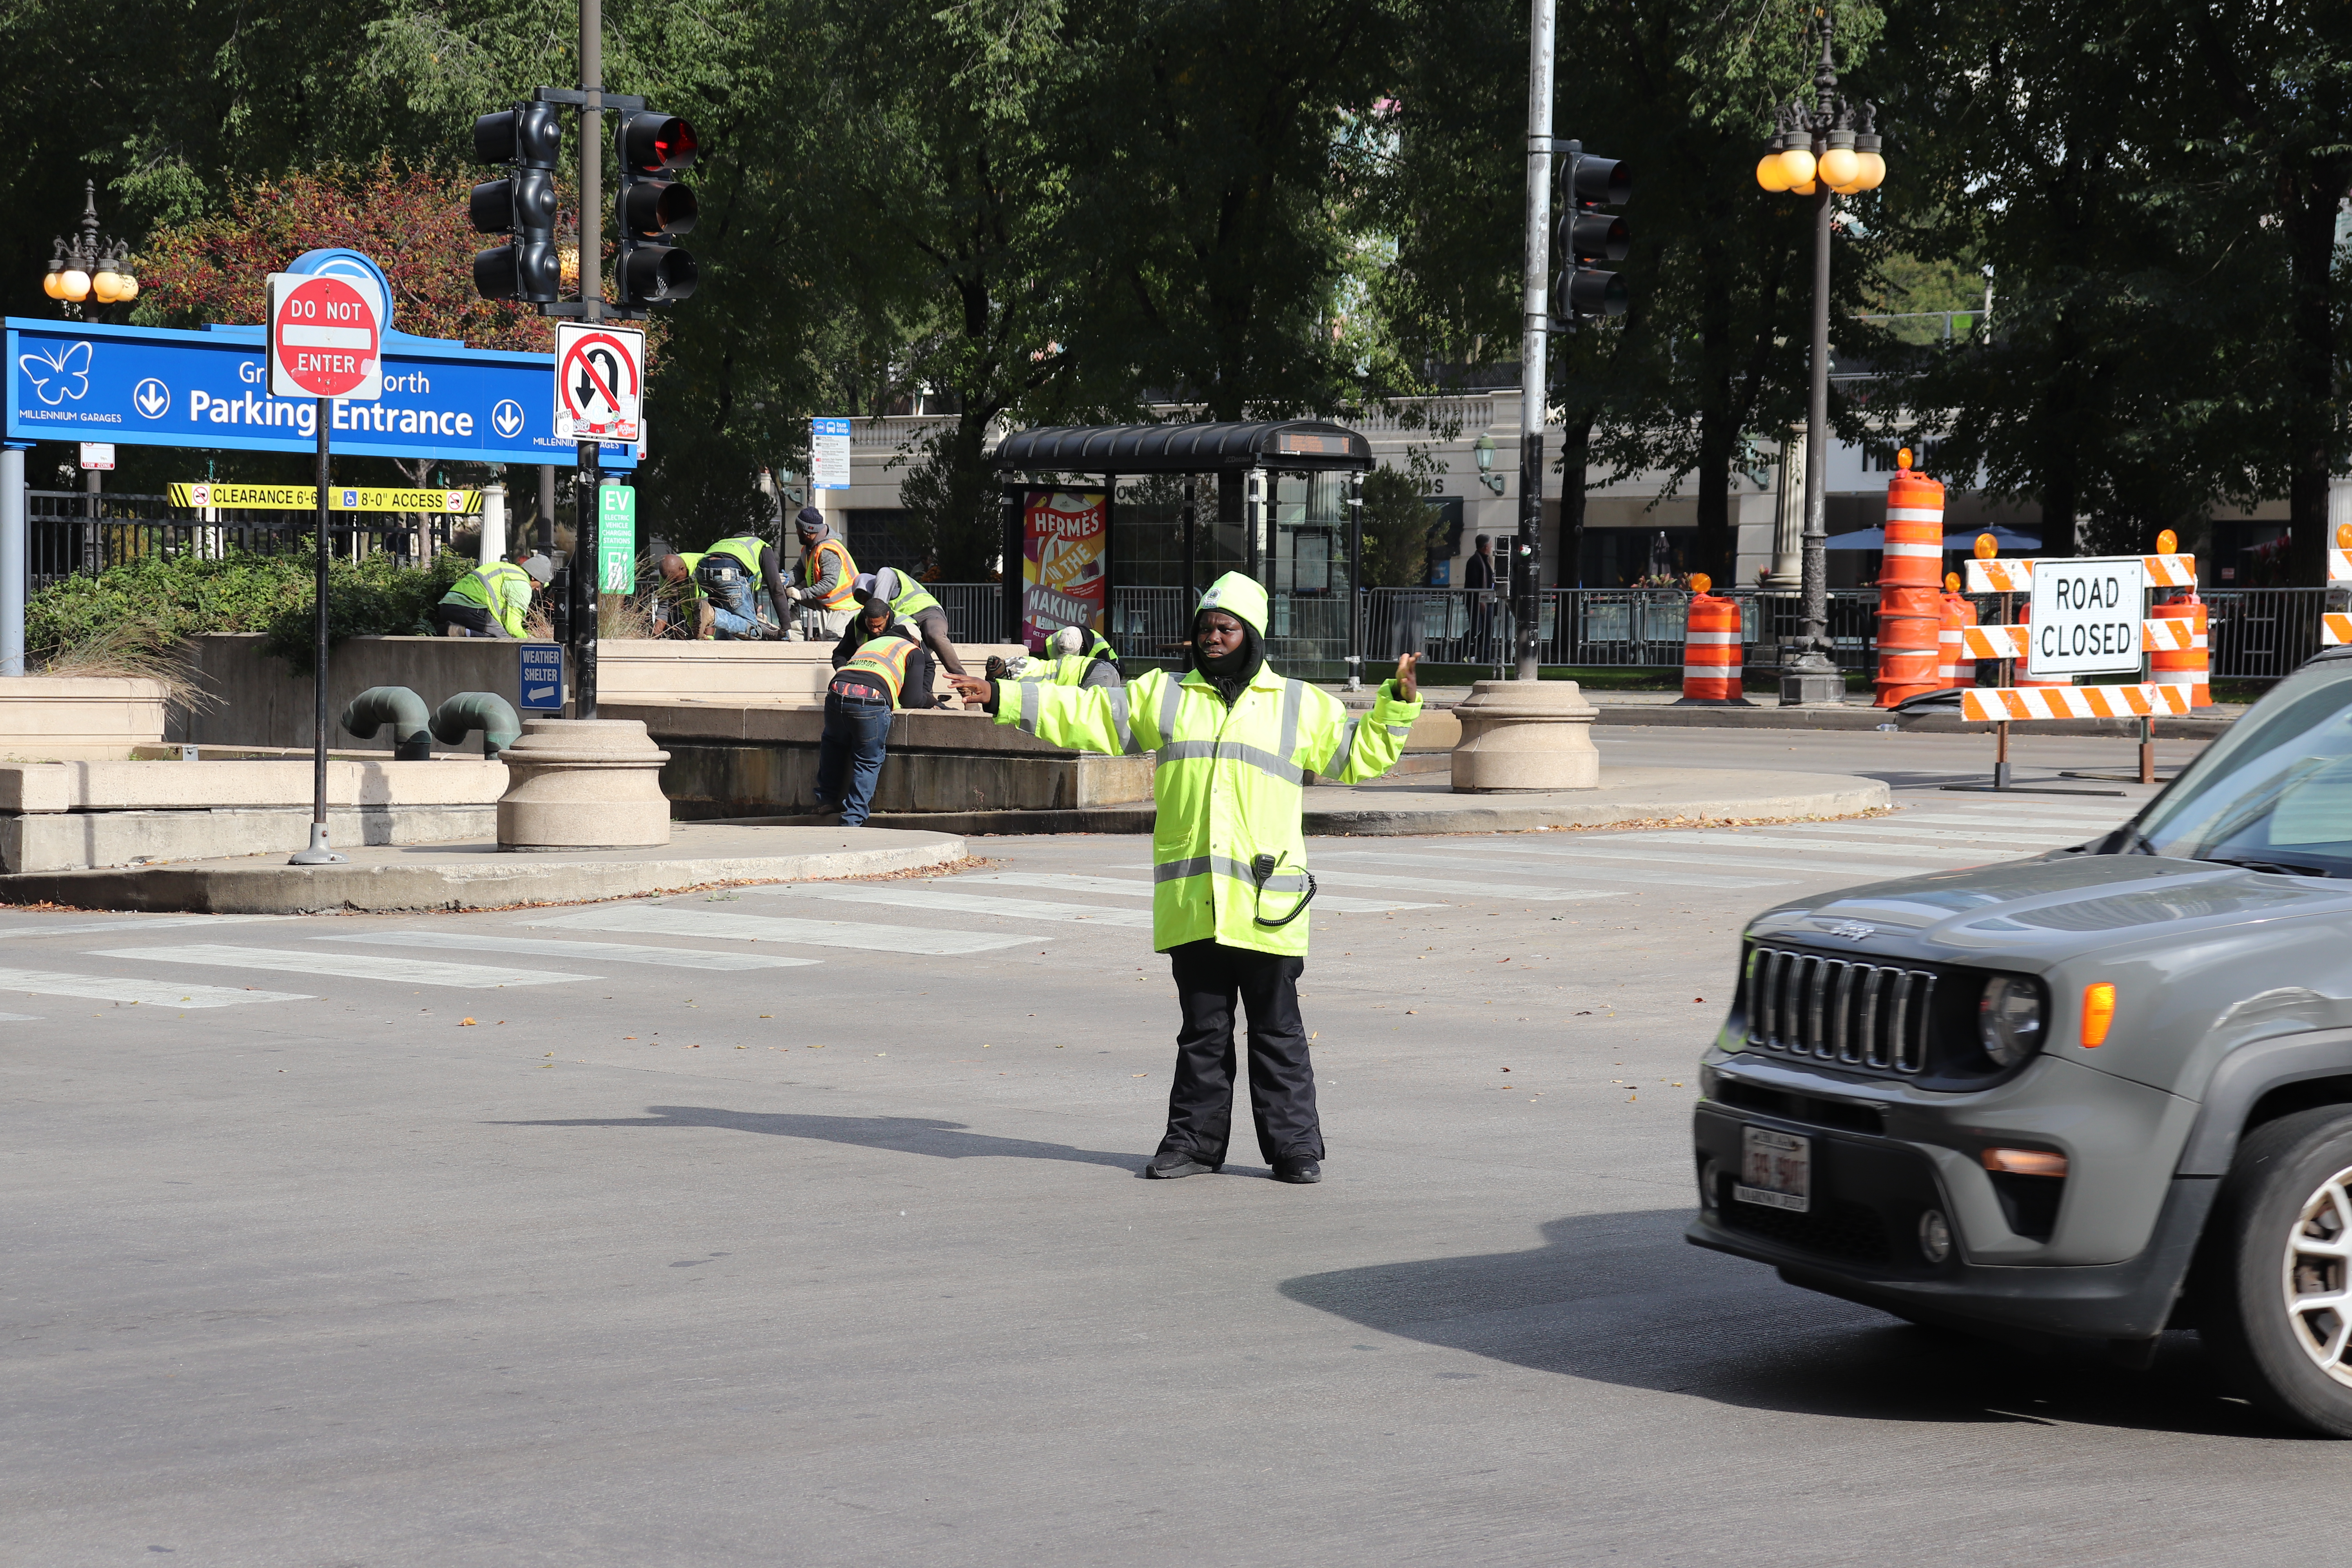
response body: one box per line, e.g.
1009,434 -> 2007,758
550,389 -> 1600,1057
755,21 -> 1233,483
470,102 -> 562,304
614,111 -> 700,309
1554,143 -> 1630,325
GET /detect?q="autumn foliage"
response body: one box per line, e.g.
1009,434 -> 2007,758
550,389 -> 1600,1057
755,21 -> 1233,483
134,158 -> 555,352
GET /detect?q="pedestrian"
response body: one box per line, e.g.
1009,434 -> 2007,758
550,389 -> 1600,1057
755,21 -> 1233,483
858,566 -> 969,675
1463,533 -> 1499,662
947,572 -> 1423,1184
432,553 -> 554,638
817,595 -> 940,826
788,506 -> 859,642
691,532 -> 793,640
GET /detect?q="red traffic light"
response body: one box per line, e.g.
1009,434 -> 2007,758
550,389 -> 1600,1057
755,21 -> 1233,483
619,113 -> 699,174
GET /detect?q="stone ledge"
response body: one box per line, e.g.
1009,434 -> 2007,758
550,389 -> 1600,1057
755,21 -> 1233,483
0,758 -> 507,813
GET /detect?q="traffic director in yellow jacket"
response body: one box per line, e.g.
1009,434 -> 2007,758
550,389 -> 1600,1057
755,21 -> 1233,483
947,571 -> 1421,1185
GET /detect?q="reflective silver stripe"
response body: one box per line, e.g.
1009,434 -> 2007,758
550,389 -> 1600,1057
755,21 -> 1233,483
1151,854 -> 1307,893
1107,688 -> 1141,755
1154,740 -> 1305,786
1278,679 -> 1304,764
1320,719 -> 1359,776
1019,679 -> 1040,732
1384,722 -> 1411,738
1158,673 -> 1183,747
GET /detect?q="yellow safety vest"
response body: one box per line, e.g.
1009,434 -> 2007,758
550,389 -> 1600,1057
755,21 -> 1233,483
707,536 -> 766,575
838,635 -> 918,706
882,571 -> 944,621
798,538 -> 858,610
441,561 -> 534,638
996,662 -> 1421,958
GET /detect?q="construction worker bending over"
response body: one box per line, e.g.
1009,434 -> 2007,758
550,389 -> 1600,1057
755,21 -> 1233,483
857,566 -> 968,676
948,572 -> 1421,1185
433,553 -> 554,637
698,534 -> 793,640
787,506 -> 859,642
818,595 -> 940,826
994,625 -> 1123,688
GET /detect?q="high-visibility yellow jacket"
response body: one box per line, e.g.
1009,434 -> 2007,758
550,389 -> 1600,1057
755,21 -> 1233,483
441,561 -> 534,638
996,663 -> 1420,957
873,566 -> 944,621
797,537 -> 858,610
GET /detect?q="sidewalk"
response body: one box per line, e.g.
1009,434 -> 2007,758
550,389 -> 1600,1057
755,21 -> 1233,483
0,822 -> 970,915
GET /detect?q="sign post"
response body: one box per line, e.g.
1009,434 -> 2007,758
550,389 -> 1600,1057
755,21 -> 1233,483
598,483 -> 637,593
554,321 -> 644,719
268,268 -> 385,865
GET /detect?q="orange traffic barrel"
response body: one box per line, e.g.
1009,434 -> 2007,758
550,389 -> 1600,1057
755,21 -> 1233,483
2152,591 -> 2210,707
1681,585 -> 1745,702
1947,592 -> 1979,686
1873,451 -> 1947,706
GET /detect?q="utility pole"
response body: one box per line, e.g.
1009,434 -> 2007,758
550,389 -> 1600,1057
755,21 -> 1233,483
1516,0 -> 1556,682
570,0 -> 605,720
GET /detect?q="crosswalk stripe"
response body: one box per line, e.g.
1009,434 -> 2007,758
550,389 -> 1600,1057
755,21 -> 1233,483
1779,822 -> 2091,846
1451,842 -> 1947,876
0,967 -> 311,1009
0,1011 -> 42,1022
954,870 -> 1438,914
89,945 -> 590,989
524,904 -> 1040,955
751,883 -> 1155,927
1317,849 -> 1793,888
1626,831 -> 2003,859
0,915 -> 288,939
1908,807 -> 2128,824
313,931 -> 821,970
1886,813 -> 2121,833
1311,869 -> 1621,902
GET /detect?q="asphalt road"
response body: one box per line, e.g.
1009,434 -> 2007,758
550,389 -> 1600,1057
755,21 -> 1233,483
15,724 -> 2318,1568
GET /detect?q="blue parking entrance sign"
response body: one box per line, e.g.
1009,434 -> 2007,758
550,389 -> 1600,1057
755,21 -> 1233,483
520,644 -> 564,712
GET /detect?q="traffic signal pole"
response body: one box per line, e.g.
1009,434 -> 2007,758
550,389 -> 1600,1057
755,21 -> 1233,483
1515,0 -> 1556,683
571,0 -> 603,721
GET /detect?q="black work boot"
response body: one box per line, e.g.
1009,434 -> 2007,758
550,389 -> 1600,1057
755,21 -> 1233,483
1144,1149 -> 1220,1180
1271,1155 -> 1322,1185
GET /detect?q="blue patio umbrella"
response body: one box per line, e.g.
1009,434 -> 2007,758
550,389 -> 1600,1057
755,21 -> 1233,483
1822,524 -> 2041,551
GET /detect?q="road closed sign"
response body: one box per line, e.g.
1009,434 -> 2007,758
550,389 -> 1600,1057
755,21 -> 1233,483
2027,556 -> 2143,677
266,272 -> 384,401
554,322 -> 644,442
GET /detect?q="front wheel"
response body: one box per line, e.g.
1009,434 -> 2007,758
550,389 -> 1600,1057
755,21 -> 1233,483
2196,1106 -> 2352,1436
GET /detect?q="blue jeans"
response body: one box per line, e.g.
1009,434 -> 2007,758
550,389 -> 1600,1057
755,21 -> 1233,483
816,689 -> 893,825
704,575 -> 761,639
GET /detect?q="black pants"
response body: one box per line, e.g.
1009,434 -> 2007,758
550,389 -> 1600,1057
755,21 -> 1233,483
1161,939 -> 1319,1167
432,603 -> 499,637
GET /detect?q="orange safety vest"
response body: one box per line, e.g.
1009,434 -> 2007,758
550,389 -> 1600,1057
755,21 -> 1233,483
837,635 -> 916,706
798,537 -> 858,610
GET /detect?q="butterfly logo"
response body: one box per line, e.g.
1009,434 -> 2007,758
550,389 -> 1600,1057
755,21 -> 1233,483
19,340 -> 93,405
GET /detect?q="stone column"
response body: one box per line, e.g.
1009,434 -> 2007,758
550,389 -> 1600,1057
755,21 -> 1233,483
497,717 -> 671,849
1765,424 -> 1806,591
479,482 -> 507,563
1450,678 -> 1599,791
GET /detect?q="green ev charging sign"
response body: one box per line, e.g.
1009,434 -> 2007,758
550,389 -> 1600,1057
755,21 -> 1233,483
598,483 -> 637,593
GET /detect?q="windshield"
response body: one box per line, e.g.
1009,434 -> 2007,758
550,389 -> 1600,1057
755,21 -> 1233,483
2137,657 -> 2352,875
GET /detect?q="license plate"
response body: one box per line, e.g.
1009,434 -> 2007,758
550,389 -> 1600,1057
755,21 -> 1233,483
1735,1126 -> 1811,1213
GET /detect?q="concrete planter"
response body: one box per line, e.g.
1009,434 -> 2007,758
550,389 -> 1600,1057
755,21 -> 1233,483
1450,679 -> 1601,791
0,677 -> 169,761
496,719 -> 672,850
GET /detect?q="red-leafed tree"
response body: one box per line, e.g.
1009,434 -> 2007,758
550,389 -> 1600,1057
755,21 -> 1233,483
135,156 -> 556,352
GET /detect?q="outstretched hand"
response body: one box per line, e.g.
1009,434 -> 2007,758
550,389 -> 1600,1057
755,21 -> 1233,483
946,673 -> 992,706
1393,652 -> 1420,702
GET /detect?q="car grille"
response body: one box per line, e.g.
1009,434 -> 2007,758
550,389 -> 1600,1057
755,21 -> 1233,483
1745,946 -> 1935,1074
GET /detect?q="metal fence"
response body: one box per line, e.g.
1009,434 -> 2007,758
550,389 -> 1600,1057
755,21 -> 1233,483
26,489 -> 459,594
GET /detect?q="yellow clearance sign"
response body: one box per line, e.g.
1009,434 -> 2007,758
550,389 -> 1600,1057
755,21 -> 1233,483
166,483 -> 483,514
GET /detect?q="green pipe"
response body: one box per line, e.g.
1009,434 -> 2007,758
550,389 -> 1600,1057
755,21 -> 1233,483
432,691 -> 523,759
339,686 -> 432,760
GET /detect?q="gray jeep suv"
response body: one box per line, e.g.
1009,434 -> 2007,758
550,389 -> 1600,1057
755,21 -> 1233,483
1689,647 -> 2352,1435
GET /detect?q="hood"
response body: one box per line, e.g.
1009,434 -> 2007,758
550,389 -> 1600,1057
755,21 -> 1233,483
1748,851 -> 2352,963
1196,572 -> 1268,637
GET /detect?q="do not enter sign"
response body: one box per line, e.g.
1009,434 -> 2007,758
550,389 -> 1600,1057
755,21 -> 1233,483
267,272 -> 385,401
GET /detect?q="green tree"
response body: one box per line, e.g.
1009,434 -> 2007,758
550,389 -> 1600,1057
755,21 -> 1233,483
1358,465 -> 1441,586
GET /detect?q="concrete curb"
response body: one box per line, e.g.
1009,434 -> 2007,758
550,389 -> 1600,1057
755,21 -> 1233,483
703,766 -> 1890,839
0,831 -> 969,915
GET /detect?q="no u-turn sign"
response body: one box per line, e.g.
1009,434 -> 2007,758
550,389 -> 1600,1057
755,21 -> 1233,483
554,322 -> 644,442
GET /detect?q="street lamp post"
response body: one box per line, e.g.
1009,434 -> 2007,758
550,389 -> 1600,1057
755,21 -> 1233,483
42,181 -> 140,316
1754,7 -> 1883,706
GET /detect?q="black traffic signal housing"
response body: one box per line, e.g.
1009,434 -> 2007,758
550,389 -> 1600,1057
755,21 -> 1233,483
1554,143 -> 1630,327
470,102 -> 563,304
614,111 -> 700,311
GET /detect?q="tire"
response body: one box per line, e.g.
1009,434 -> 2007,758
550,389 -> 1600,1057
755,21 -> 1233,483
2196,1105 -> 2352,1436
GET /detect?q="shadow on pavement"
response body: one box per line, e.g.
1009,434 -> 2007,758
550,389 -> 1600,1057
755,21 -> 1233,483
1281,1207 -> 2287,1439
490,1105 -> 1141,1171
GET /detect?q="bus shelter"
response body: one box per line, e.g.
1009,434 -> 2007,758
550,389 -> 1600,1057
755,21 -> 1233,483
989,419 -> 1374,680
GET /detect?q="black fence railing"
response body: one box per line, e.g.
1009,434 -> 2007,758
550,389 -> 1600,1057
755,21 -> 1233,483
26,489 -> 460,595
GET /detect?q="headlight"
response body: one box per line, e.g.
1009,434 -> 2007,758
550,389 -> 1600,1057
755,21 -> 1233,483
1978,976 -> 2045,1067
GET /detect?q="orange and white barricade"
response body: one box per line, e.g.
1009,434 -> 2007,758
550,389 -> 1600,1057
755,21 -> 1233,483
2148,592 -> 2209,707
1873,455 -> 1945,706
2011,602 -> 2072,690
1679,578 -> 1747,702
1961,684 -> 2192,723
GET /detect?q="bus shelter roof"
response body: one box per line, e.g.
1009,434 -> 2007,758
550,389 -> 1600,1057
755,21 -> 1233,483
991,420 -> 1371,475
